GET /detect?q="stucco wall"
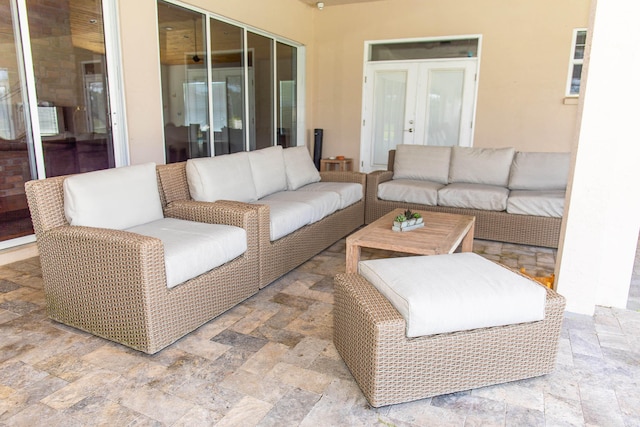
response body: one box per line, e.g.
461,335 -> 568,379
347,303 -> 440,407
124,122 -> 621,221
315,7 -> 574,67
117,0 -> 589,166
312,0 -> 590,166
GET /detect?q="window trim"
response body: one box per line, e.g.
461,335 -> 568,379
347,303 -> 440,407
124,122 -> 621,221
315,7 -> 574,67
565,28 -> 587,98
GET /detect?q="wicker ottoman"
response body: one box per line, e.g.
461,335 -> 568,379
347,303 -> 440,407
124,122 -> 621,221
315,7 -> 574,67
333,264 -> 566,407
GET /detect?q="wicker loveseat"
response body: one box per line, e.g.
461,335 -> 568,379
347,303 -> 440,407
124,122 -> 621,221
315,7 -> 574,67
157,145 -> 366,288
25,164 -> 260,354
366,146 -> 569,248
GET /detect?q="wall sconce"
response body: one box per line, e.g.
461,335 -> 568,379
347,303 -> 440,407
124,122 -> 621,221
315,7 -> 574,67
316,2 -> 324,10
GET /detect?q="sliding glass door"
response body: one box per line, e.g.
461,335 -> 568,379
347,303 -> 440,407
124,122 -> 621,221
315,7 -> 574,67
157,0 -> 302,160
0,0 -> 121,246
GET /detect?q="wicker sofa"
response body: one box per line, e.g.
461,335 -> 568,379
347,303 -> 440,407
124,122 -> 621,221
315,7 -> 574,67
25,163 -> 260,354
157,145 -> 366,288
366,146 -> 570,248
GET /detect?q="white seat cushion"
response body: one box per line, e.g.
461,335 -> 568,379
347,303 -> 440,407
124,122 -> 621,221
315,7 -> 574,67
63,163 -> 164,230
393,144 -> 451,184
449,146 -> 515,187
508,152 -> 571,191
247,146 -> 288,199
438,183 -> 509,211
251,199 -> 314,241
358,253 -> 547,337
127,218 -> 247,288
186,152 -> 258,203
378,179 -> 443,206
282,146 -> 321,190
297,181 -> 363,209
261,190 -> 340,224
507,190 -> 565,217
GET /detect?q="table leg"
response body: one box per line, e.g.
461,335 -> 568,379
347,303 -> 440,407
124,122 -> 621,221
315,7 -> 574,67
461,223 -> 475,252
345,243 -> 361,273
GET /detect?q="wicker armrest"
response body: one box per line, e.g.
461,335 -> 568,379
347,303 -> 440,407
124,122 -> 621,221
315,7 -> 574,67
164,200 -> 257,229
320,170 -> 367,185
366,170 -> 393,187
38,225 -> 168,308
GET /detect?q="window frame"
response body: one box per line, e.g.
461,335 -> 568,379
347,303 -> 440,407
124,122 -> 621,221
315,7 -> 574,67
565,28 -> 587,97
157,0 -> 305,156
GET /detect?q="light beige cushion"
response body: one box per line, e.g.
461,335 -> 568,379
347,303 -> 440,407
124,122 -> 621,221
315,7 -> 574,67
251,199 -> 313,241
63,163 -> 164,230
449,147 -> 515,186
438,183 -> 509,211
248,145 -> 288,199
186,152 -> 258,203
297,182 -> 363,209
261,190 -> 340,224
283,146 -> 321,190
507,190 -> 565,217
508,152 -> 571,191
393,144 -> 451,184
378,179 -> 443,206
358,253 -> 547,337
127,218 -> 247,288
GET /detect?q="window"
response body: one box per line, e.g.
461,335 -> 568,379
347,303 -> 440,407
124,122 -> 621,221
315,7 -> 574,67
157,0 -> 303,161
566,29 -> 587,96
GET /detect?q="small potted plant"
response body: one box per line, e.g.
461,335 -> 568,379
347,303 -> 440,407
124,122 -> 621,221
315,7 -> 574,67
394,213 -> 408,228
404,209 -> 421,226
412,211 -> 423,224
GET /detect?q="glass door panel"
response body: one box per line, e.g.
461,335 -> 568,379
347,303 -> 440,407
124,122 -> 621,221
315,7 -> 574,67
0,0 -> 35,241
423,69 -> 464,147
27,0 -> 115,176
158,1 -> 209,161
247,32 -> 273,151
370,69 -> 409,167
276,42 -> 296,148
210,18 -> 244,154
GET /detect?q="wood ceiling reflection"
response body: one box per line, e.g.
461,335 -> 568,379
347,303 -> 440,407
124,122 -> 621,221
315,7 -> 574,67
69,0 -> 105,55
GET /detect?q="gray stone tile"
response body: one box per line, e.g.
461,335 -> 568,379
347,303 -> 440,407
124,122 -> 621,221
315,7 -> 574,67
0,238 -> 638,425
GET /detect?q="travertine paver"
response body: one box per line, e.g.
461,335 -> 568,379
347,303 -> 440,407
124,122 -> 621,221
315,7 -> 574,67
0,238 -> 639,426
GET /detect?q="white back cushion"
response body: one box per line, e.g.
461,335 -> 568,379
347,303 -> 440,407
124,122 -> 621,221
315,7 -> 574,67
248,146 -> 288,199
449,147 -> 515,187
508,152 -> 571,190
186,152 -> 258,202
393,144 -> 451,184
63,163 -> 164,230
283,146 -> 321,190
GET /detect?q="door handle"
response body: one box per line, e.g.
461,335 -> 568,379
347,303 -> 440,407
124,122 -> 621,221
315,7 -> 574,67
404,128 -> 413,132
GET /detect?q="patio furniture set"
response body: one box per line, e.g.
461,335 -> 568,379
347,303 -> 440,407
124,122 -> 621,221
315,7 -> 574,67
25,143 -> 566,407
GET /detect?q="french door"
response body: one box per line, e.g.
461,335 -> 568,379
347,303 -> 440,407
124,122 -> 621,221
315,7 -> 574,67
360,59 -> 478,172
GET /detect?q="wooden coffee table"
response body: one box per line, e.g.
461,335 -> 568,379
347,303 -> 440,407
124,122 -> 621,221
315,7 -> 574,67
345,209 -> 476,273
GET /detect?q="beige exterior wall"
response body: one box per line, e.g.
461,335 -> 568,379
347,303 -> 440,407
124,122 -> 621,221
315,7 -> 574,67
312,0 -> 590,165
116,0 -> 589,167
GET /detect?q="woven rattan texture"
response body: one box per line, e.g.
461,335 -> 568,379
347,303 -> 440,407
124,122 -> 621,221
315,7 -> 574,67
365,169 -> 562,248
156,163 -> 366,289
25,175 -> 260,354
333,273 -> 566,407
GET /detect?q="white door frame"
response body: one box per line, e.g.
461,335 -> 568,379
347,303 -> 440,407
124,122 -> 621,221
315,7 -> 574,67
359,36 -> 481,172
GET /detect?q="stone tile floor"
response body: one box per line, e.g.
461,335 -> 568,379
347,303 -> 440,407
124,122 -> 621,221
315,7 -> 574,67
0,239 -> 639,426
